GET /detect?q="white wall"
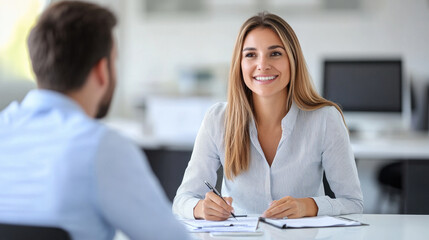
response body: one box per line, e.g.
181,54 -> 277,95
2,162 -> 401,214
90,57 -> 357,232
110,0 -> 429,118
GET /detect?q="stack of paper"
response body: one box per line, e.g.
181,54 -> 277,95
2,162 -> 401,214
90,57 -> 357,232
182,217 -> 259,233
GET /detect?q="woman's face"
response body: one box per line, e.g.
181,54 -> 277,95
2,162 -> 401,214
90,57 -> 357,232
241,27 -> 290,99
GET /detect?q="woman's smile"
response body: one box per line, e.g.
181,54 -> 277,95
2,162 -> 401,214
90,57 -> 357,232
253,75 -> 279,84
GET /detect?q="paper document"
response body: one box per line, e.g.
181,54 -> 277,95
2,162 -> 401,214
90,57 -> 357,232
259,216 -> 364,229
182,217 -> 259,233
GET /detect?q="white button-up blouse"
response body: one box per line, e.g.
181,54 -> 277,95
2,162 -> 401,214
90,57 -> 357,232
173,102 -> 363,219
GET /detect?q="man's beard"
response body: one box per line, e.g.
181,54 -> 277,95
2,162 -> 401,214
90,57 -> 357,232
95,63 -> 116,119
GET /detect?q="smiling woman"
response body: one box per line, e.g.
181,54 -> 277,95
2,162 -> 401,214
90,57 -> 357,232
173,12 -> 363,221
240,27 -> 291,166
241,28 -> 290,100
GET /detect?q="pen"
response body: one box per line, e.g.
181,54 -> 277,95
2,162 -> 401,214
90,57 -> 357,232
196,223 -> 248,229
204,180 -> 237,220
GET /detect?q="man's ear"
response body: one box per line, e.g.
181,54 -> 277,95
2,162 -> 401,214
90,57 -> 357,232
93,58 -> 109,87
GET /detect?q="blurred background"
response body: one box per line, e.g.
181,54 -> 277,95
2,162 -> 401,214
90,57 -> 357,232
1,0 -> 429,216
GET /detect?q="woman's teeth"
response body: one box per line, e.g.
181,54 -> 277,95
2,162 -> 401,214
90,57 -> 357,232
255,76 -> 276,81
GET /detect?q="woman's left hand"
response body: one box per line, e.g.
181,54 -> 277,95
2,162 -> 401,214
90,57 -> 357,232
262,196 -> 318,219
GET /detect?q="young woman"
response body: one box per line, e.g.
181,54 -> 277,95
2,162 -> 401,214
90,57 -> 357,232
173,12 -> 363,221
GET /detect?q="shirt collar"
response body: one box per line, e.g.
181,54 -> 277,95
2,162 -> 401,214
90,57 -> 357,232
281,101 -> 299,135
249,101 -> 299,136
21,89 -> 86,115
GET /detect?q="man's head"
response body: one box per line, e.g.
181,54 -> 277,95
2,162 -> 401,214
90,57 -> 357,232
28,1 -> 117,118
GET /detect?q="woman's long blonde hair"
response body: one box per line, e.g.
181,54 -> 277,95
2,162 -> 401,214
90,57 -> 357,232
224,12 -> 344,180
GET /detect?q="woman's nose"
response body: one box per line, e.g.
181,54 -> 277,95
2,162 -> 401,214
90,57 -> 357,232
257,57 -> 271,71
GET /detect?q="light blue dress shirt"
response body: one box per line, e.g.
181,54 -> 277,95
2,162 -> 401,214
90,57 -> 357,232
0,90 -> 190,240
173,102 -> 363,219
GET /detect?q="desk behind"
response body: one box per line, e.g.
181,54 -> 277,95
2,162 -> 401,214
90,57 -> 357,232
351,131 -> 429,214
351,131 -> 429,160
105,119 -> 429,158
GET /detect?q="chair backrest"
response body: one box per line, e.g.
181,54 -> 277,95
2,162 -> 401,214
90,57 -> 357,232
0,223 -> 70,240
323,172 -> 336,199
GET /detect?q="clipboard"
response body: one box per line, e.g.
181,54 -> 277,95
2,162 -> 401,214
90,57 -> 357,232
258,216 -> 368,229
210,231 -> 264,237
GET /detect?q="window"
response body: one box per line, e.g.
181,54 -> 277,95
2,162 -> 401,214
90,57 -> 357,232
0,0 -> 48,82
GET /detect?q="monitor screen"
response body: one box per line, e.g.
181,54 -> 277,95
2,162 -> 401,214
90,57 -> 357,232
323,60 -> 402,112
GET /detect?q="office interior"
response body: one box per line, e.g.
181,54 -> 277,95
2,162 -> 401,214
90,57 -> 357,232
1,0 -> 429,222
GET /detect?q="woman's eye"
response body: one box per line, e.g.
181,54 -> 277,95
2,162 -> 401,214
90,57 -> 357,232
271,51 -> 282,56
244,53 -> 255,58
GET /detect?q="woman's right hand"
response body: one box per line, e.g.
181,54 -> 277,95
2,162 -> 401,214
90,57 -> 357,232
193,191 -> 234,221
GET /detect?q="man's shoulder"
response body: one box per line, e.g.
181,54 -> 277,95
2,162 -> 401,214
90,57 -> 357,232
94,124 -> 140,154
62,115 -> 135,153
0,101 -> 20,123
98,126 -> 133,145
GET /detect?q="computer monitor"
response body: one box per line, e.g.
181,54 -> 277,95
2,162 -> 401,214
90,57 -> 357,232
323,59 -> 403,132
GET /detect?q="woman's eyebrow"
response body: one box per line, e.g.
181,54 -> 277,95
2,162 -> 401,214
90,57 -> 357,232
268,45 -> 285,50
242,45 -> 285,52
242,47 -> 256,52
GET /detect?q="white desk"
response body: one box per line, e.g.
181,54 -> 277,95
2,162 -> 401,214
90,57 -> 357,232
349,131 -> 429,214
190,214 -> 429,240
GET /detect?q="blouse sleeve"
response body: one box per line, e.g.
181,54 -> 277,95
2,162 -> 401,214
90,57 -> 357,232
172,104 -> 223,219
312,107 -> 364,215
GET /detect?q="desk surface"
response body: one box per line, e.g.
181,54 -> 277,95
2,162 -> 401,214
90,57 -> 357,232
190,214 -> 429,240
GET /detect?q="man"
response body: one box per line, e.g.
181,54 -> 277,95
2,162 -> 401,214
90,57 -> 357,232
0,1 -> 190,239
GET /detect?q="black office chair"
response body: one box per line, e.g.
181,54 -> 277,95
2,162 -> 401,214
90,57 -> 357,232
323,172 -> 335,198
377,161 -> 403,213
0,223 -> 70,240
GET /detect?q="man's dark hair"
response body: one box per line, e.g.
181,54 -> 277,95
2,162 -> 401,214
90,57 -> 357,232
28,1 -> 117,92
